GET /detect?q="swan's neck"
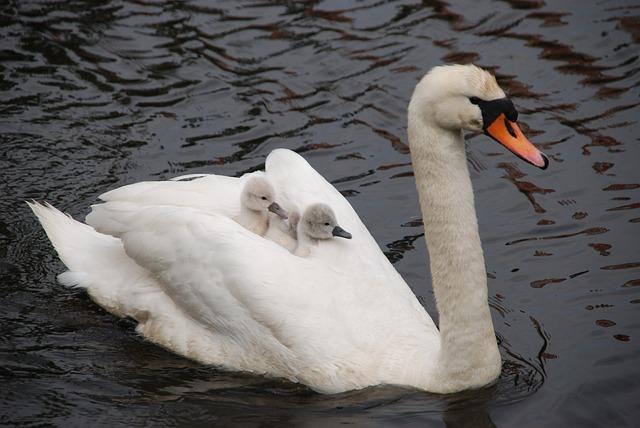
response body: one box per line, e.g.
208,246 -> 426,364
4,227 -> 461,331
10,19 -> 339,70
237,206 -> 268,236
408,114 -> 501,389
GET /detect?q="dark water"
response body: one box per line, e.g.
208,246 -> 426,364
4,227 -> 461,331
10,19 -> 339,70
2,0 -> 639,426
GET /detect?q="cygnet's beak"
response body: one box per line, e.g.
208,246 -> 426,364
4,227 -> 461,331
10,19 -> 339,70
268,202 -> 288,219
485,113 -> 548,170
332,225 -> 352,239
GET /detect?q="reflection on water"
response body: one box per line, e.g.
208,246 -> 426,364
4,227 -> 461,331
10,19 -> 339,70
2,0 -> 639,426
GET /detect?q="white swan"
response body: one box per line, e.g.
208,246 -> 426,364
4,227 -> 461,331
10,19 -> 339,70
29,64 -> 548,394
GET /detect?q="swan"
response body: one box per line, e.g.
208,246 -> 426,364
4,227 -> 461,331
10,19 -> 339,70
293,203 -> 352,257
29,64 -> 548,394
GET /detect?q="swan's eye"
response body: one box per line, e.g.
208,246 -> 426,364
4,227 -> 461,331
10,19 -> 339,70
469,96 -> 481,104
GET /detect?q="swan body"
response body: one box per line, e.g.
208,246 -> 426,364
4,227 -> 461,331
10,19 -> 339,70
30,64 -> 548,394
29,170 -> 439,393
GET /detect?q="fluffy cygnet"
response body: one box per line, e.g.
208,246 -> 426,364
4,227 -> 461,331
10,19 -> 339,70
294,203 -> 351,256
237,177 -> 287,236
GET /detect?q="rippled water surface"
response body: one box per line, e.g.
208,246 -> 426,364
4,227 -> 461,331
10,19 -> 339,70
2,0 -> 639,426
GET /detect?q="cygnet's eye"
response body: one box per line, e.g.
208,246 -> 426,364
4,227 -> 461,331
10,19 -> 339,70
324,222 -> 330,226
261,196 -> 267,201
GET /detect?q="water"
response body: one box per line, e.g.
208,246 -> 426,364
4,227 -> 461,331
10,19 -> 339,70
2,0 -> 639,426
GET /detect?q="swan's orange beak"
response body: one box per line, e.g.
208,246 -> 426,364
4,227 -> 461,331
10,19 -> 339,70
485,113 -> 548,169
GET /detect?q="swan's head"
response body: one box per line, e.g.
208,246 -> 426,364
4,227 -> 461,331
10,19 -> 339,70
409,64 -> 548,169
241,177 -> 287,219
300,203 -> 352,240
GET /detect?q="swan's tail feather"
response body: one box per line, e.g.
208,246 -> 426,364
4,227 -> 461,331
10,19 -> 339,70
28,201 -> 121,271
28,202 -> 242,366
27,201 -> 157,318
57,270 -> 87,287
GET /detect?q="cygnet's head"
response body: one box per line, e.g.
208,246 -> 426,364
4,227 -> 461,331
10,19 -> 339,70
408,64 -> 548,169
299,203 -> 351,240
241,177 -> 287,219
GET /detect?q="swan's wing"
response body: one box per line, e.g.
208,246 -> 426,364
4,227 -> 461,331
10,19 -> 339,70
265,150 -> 434,333
265,150 -> 410,285
265,149 -> 344,215
265,149 -> 378,243
118,205 -> 437,388
98,173 -> 257,205
120,207 -> 325,334
86,172 -> 262,236
119,206 -> 341,374
88,199 -> 238,237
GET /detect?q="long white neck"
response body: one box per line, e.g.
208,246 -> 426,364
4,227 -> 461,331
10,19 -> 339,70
237,206 -> 268,236
408,110 -> 501,390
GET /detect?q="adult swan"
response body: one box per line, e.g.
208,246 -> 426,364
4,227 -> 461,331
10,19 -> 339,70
30,64 -> 548,394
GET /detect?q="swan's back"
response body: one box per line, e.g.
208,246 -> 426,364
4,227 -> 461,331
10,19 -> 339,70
86,172 -> 260,236
266,149 -> 428,295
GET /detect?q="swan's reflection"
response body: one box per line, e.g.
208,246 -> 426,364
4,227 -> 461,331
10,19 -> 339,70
442,386 -> 498,428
